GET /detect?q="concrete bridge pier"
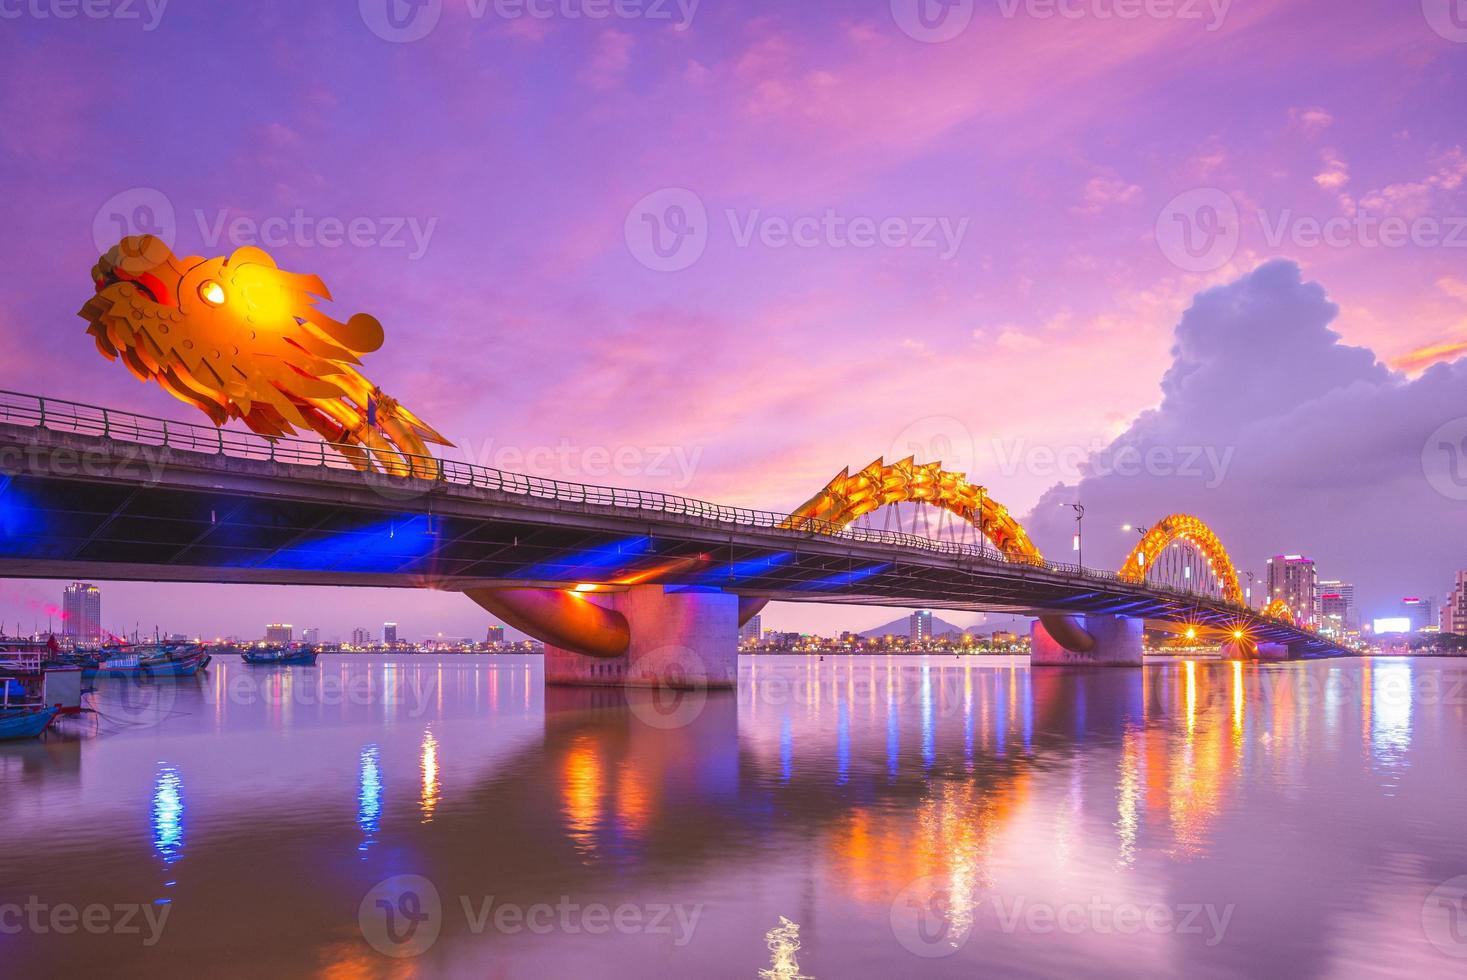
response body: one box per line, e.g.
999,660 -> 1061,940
1221,639 -> 1294,661
1030,614 -> 1143,667
467,585 -> 748,689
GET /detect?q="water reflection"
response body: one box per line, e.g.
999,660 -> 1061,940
358,744 -> 382,854
151,764 -> 184,892
2,655 -> 1465,978
419,728 -> 440,824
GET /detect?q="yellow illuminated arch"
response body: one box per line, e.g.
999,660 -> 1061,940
1118,515 -> 1245,606
782,457 -> 1043,564
1261,598 -> 1296,624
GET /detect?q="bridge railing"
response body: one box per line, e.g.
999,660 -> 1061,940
0,389 -> 1313,629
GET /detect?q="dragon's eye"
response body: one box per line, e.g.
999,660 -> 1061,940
199,280 -> 226,306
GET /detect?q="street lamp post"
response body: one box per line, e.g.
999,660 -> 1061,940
1064,503 -> 1085,570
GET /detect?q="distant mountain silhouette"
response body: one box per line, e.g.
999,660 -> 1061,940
858,615 -> 970,639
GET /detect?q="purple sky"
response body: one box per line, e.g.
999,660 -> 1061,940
1,0 -> 1465,639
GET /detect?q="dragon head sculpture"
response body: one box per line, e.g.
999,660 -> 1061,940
80,235 -> 449,476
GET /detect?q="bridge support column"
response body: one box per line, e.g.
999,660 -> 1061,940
1221,639 -> 1292,661
540,586 -> 739,690
1030,614 -> 1143,667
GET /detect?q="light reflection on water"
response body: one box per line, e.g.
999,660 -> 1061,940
0,654 -> 1462,978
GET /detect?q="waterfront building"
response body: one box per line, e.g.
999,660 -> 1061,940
264,624 -> 293,644
1317,580 -> 1356,631
1443,573 -> 1467,634
61,582 -> 102,643
910,610 -> 933,643
487,624 -> 506,645
383,622 -> 399,646
739,615 -> 763,645
1267,556 -> 1318,625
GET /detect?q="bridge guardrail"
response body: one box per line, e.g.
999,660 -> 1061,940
0,389 -> 1318,633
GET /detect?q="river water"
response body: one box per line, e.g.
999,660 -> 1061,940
2,654 -> 1465,978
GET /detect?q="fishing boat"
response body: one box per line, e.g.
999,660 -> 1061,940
0,705 -> 58,740
0,649 -> 83,721
91,646 -> 210,679
242,647 -> 319,666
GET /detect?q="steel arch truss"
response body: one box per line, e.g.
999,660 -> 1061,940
782,457 -> 1043,564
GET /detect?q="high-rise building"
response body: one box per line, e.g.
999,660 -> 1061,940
739,615 -> 763,645
265,624 -> 293,644
910,610 -> 934,643
62,583 -> 102,643
1443,572 -> 1467,635
1267,556 -> 1318,625
301,627 -> 321,645
383,622 -> 399,646
1317,580 -> 1356,633
351,627 -> 372,647
486,625 -> 506,646
1399,596 -> 1434,633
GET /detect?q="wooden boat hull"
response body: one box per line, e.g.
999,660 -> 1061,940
0,707 -> 58,741
242,651 -> 319,666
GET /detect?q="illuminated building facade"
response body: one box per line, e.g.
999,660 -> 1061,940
1443,573 -> 1467,635
1267,556 -> 1317,626
739,615 -> 763,645
265,624 -> 293,644
1317,580 -> 1356,633
62,582 -> 102,642
910,610 -> 933,643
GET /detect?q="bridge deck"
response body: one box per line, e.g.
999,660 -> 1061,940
0,391 -> 1349,655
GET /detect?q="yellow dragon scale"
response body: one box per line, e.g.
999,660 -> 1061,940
80,236 -> 449,477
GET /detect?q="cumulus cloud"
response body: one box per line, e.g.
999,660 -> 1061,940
1289,105 -> 1335,136
1023,261 -> 1467,618
1075,175 -> 1143,214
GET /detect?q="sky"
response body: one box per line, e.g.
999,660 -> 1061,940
0,0 -> 1464,640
